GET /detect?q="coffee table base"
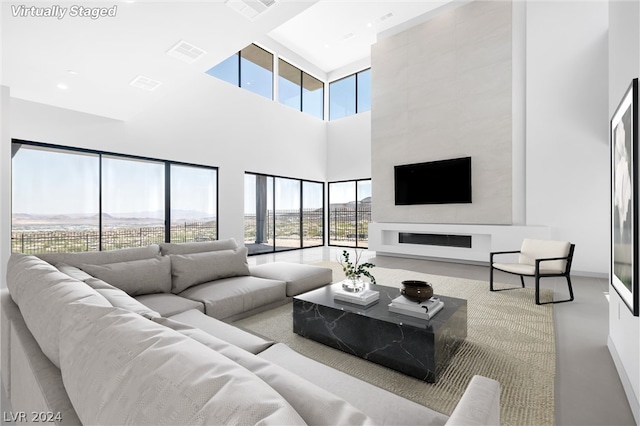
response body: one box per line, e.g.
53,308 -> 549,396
293,287 -> 467,383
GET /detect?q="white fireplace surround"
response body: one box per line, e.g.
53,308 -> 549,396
368,222 -> 549,264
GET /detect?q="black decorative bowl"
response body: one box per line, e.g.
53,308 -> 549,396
401,280 -> 433,302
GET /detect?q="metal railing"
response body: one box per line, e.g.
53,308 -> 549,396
12,207 -> 373,254
11,221 -> 218,254
329,207 -> 371,247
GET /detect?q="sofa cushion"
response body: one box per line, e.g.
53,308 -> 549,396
170,247 -> 250,293
154,316 -> 375,426
159,238 -> 238,256
58,302 -> 306,426
167,309 -> 273,354
6,253 -> 111,369
250,262 -> 333,296
135,293 -> 205,317
79,256 -> 171,296
260,343 -> 450,426
55,262 -> 94,282
178,276 -> 286,320
36,244 -> 160,268
84,277 -> 160,318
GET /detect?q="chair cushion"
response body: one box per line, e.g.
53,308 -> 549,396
518,239 -> 571,272
80,256 -> 172,296
178,276 -> 286,320
167,309 -> 273,354
250,262 -> 332,296
170,247 -> 250,293
159,238 -> 238,255
135,293 -> 205,317
58,302 -> 306,426
492,262 -> 564,276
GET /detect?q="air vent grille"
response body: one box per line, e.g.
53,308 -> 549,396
226,0 -> 276,20
167,40 -> 206,64
130,75 -> 162,91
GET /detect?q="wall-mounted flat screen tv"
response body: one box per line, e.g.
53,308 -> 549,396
394,157 -> 472,205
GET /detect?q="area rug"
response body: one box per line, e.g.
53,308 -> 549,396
235,263 -> 556,426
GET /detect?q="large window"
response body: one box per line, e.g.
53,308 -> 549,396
170,164 -> 218,243
329,68 -> 371,121
244,172 -> 324,255
11,140 -> 218,253
328,179 -> 371,248
206,43 -> 273,100
278,58 -> 324,119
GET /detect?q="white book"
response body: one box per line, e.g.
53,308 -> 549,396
388,300 -> 445,320
334,289 -> 379,305
391,295 -> 441,313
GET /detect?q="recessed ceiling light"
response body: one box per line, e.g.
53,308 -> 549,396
67,70 -> 78,75
166,40 -> 206,64
366,22 -> 373,28
57,83 -> 68,90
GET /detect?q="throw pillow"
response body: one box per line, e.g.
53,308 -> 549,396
170,247 -> 250,294
159,238 -> 238,256
80,256 -> 171,296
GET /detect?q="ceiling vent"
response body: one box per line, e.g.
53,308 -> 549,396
226,0 -> 275,20
377,12 -> 395,24
166,40 -> 206,64
130,75 -> 162,91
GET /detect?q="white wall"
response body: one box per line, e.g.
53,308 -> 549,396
608,0 -> 640,422
525,1 -> 609,274
326,111 -> 371,182
7,73 -> 327,246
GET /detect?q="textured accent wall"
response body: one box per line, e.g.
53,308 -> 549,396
371,0 -> 512,224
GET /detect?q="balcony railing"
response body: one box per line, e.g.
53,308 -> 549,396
12,207 -> 373,254
11,221 -> 217,254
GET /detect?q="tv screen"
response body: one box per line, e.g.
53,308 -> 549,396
394,157 -> 472,205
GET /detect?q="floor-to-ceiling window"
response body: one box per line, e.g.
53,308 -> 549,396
170,164 -> 218,242
11,140 -> 218,253
244,172 -> 324,255
328,179 -> 371,248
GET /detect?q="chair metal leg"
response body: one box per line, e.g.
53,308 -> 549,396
520,275 -> 526,288
490,265 -> 494,291
535,275 -> 541,305
566,275 -> 574,301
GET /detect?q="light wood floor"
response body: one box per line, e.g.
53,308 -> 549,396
249,246 -> 636,426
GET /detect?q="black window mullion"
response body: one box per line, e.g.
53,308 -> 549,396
98,154 -> 103,251
299,181 -> 304,248
165,163 -> 171,243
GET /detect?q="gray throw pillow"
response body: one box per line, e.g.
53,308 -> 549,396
80,256 -> 171,296
170,247 -> 250,294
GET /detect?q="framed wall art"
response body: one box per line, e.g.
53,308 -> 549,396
611,78 -> 639,316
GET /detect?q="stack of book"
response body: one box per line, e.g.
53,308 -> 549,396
388,295 -> 444,320
334,288 -> 380,306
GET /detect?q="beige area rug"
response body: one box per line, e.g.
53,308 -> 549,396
236,263 -> 556,426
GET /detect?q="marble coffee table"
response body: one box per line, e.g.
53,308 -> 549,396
292,282 -> 467,383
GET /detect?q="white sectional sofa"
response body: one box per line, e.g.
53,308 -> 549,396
1,239 -> 501,425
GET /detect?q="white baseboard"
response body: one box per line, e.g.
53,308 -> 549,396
607,336 -> 640,425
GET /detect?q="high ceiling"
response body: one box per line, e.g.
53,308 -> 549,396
1,0 -> 451,121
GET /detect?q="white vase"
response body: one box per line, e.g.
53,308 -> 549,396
342,277 -> 366,293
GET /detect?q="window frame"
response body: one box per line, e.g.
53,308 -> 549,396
327,177 -> 371,248
11,139 -> 219,252
328,67 -> 371,121
244,171 -> 325,255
